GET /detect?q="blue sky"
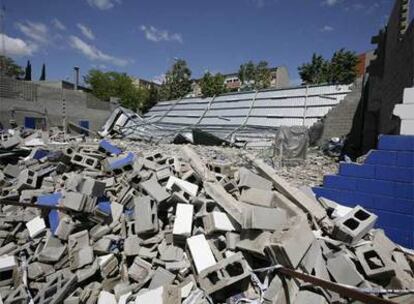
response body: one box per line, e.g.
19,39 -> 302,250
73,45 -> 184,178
1,0 -> 394,85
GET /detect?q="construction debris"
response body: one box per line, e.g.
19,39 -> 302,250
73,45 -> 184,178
0,136 -> 413,304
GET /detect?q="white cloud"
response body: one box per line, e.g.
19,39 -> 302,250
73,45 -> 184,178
77,23 -> 95,40
86,0 -> 121,10
16,21 -> 49,44
69,35 -> 128,67
0,33 -> 37,56
322,0 -> 342,7
140,25 -> 183,43
320,25 -> 334,32
52,18 -> 66,31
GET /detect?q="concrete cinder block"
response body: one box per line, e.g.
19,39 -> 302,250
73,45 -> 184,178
186,234 -> 216,274
166,176 -> 198,197
263,274 -> 299,304
148,267 -> 176,289
326,251 -> 364,286
333,206 -> 377,244
238,167 -> 273,190
77,177 -> 106,197
98,140 -> 122,156
197,252 -> 250,295
97,291 -> 116,304
61,191 -> 88,212
139,177 -> 170,204
0,255 -> 17,287
242,206 -> 288,231
26,216 -> 46,238
134,286 -> 164,304
295,290 -> 328,304
16,169 -> 38,191
134,196 -> 159,235
203,211 -> 235,234
267,217 -> 315,268
240,188 -> 275,208
102,152 -> 135,174
173,204 -> 194,239
71,153 -> 100,170
128,257 -> 154,286
355,245 -> 395,280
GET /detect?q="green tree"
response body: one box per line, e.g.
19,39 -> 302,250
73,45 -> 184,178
199,72 -> 226,97
84,69 -> 150,112
160,59 -> 192,100
39,63 -> 46,81
0,55 -> 23,79
24,60 -> 32,81
329,49 -> 359,84
238,61 -> 256,86
298,54 -> 330,84
298,49 -> 359,85
141,85 -> 160,114
254,61 -> 272,89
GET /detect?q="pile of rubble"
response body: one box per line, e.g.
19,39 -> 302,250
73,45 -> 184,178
0,135 -> 413,304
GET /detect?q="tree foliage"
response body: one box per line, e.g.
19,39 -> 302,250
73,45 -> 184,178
0,55 -> 23,79
84,69 -> 152,112
39,63 -> 46,81
298,49 -> 359,85
24,60 -> 32,81
238,60 -> 272,90
160,59 -> 192,100
199,72 -> 226,97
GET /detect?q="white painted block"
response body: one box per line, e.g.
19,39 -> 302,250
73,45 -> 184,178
118,292 -> 132,304
403,88 -> 414,104
400,120 -> 414,135
173,204 -> 193,237
186,234 -> 216,273
26,216 -> 46,238
166,176 -> 198,197
0,255 -> 16,271
98,291 -> 116,304
394,104 -> 414,119
111,202 -> 123,223
211,211 -> 235,231
135,286 -> 164,304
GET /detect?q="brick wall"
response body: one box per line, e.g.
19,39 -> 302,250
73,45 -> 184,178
313,135 -> 414,248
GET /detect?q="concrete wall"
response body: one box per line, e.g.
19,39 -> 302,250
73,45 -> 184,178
0,77 -> 113,132
314,135 -> 414,248
317,79 -> 363,145
346,0 -> 414,156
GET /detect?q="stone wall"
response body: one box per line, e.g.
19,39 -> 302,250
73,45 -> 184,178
0,77 -> 113,132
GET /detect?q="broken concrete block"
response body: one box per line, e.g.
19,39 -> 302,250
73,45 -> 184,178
187,234 -> 216,273
173,204 -> 193,241
97,290 -> 116,304
326,251 -> 364,286
38,233 -> 67,263
166,176 -> 198,197
355,245 -> 395,281
128,257 -> 153,287
333,206 -> 377,244
267,217 -> 315,268
102,152 -> 134,174
238,167 -> 273,190
263,274 -> 299,304
140,177 -> 170,204
242,206 -> 288,231
77,177 -> 105,197
203,211 -> 235,234
71,153 -> 101,170
134,286 -> 164,304
134,196 -> 159,235
124,235 -> 141,256
16,169 -> 38,191
240,188 -> 275,207
98,254 -> 118,278
197,252 -> 250,294
25,216 -> 46,238
61,191 -> 88,212
1,135 -> 21,149
295,290 -> 328,304
98,140 -> 122,156
148,267 -> 176,289
0,256 -> 18,287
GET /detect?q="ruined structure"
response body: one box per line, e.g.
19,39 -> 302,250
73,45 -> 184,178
346,0 -> 414,156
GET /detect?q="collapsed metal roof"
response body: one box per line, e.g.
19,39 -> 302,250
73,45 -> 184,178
101,84 -> 353,148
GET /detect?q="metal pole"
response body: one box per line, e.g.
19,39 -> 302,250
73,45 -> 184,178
303,84 -> 308,126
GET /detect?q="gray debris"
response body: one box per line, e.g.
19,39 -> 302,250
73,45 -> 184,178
0,138 -> 411,304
